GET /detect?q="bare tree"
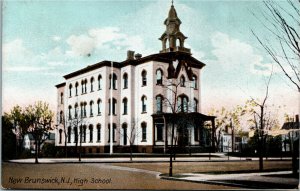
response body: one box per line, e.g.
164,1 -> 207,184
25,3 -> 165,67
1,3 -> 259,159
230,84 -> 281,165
252,0 -> 299,91
118,118 -> 142,162
68,104 -> 88,162
160,78 -> 197,176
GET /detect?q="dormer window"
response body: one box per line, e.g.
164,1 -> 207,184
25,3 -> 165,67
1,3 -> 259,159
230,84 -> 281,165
180,75 -> 185,87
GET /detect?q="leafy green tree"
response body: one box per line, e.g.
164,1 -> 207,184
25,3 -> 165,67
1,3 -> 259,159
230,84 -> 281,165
26,101 -> 54,163
2,115 -> 17,160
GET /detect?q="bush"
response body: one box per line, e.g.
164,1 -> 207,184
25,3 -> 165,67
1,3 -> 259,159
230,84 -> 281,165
19,149 -> 32,159
41,143 -> 57,157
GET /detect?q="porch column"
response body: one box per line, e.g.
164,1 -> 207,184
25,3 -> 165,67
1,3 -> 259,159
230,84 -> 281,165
211,119 -> 216,152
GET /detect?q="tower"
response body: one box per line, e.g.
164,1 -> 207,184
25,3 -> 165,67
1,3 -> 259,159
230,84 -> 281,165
159,2 -> 190,53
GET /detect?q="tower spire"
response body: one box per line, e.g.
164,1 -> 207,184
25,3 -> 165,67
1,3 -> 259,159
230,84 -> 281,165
159,3 -> 190,54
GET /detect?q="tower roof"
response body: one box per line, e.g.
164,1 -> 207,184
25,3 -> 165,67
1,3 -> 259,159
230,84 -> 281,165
164,4 -> 181,25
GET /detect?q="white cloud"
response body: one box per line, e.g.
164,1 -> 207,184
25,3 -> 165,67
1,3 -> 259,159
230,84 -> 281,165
66,34 -> 95,57
52,36 -> 61,41
209,31 -> 277,76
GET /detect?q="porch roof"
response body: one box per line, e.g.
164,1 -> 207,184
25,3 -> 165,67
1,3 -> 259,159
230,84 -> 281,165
152,112 -> 216,121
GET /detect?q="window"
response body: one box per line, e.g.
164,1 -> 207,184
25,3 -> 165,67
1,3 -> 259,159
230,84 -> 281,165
123,73 -> 128,89
83,102 -> 87,117
193,98 -> 198,112
141,122 -> 147,141
180,75 -> 185,87
59,111 -> 63,123
80,103 -> 83,117
192,75 -> 197,89
109,73 -> 117,90
89,101 -> 94,117
108,123 -> 116,142
67,126 -> 71,143
108,98 -> 117,115
123,98 -> 128,115
74,126 -> 78,143
97,99 -> 102,115
74,103 -> 78,118
178,95 -> 189,112
194,126 -> 199,141
141,96 -> 147,113
142,70 -> 147,86
97,124 -> 101,142
81,81 -> 84,94
90,77 -> 94,92
81,125 -> 86,143
156,124 -> 163,141
156,95 -> 163,113
59,129 -> 63,144
98,75 -> 102,90
81,80 -> 87,94
75,82 -> 79,96
156,69 -> 163,85
122,123 -> 127,145
60,92 -> 63,104
69,84 -> 72,97
84,79 -> 87,93
68,105 -> 72,119
89,124 -> 93,143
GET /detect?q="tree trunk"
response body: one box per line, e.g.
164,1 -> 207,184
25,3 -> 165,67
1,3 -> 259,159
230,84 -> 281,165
35,139 -> 39,164
259,106 -> 264,172
130,145 -> 133,162
169,122 -> 175,177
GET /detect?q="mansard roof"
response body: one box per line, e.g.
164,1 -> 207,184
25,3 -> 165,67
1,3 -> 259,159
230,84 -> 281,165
63,51 -> 206,79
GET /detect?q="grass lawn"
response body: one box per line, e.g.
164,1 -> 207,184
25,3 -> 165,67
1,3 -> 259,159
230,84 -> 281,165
111,160 -> 292,174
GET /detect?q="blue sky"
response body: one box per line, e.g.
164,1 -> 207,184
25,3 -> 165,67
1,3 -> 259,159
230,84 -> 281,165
2,0 -> 298,120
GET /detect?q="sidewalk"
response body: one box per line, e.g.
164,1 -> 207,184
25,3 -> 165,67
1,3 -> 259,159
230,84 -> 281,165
8,153 -> 292,163
161,171 -> 299,189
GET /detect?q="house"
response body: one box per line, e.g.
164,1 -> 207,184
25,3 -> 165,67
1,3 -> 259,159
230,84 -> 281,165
55,3 -> 216,154
281,115 -> 299,152
23,132 -> 56,154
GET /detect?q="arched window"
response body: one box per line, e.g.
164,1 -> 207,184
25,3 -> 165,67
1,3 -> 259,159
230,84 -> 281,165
109,73 -> 117,90
81,125 -> 87,143
156,95 -> 163,113
156,69 -> 163,85
141,122 -> 147,141
84,79 -> 87,93
142,70 -> 147,86
177,95 -> 189,112
98,75 -> 102,90
84,102 -> 87,117
141,95 -> 147,113
81,80 -> 84,94
59,111 -> 63,123
90,77 -> 94,92
123,73 -> 128,89
97,124 -> 101,142
68,105 -> 72,119
69,84 -> 72,97
67,126 -> 71,143
193,98 -> 198,112
122,123 -> 127,145
89,101 -> 94,116
60,92 -> 63,104
108,98 -> 117,115
180,75 -> 185,87
74,103 -> 78,118
59,129 -> 63,144
192,75 -> 197,89
80,102 -> 83,117
75,82 -> 79,96
97,99 -> 102,115
89,124 -> 93,143
74,126 -> 78,143
123,98 -> 128,115
108,123 -> 116,143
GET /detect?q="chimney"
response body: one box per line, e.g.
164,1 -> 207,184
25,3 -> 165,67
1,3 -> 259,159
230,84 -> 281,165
134,53 -> 142,60
296,115 -> 299,123
127,50 -> 135,60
